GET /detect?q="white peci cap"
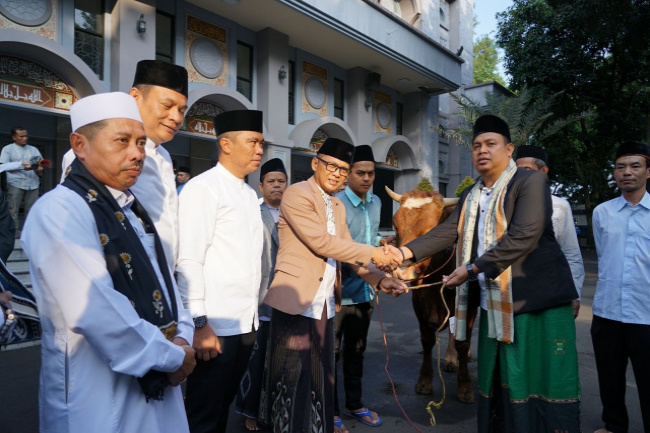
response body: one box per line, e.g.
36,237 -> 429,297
70,92 -> 142,132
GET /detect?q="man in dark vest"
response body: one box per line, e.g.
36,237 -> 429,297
399,115 -> 581,432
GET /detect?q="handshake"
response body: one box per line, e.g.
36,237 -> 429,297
371,244 -> 404,271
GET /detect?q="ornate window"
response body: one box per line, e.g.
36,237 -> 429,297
74,0 -> 104,79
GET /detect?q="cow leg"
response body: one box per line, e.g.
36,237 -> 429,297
415,320 -> 436,395
455,308 -> 478,404
443,325 -> 459,372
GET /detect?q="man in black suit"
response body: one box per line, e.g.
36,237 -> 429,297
399,115 -> 580,432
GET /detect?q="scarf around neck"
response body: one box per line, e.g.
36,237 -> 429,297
455,158 -> 517,343
63,158 -> 178,401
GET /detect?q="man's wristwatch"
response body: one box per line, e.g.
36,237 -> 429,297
193,315 -> 208,328
466,264 -> 478,282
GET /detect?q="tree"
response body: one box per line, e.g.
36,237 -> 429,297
473,35 -> 507,86
434,86 -> 587,150
495,0 -> 650,244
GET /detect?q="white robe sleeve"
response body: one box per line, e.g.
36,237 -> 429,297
175,178 -> 218,318
22,188 -> 186,377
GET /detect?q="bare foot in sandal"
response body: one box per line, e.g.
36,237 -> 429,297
334,416 -> 349,433
245,417 -> 260,431
344,407 -> 383,427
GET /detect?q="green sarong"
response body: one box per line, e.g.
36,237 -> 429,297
477,302 -> 581,432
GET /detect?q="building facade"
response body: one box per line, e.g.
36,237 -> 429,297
0,0 -> 473,228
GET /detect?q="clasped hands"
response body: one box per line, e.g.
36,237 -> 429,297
167,336 -> 197,386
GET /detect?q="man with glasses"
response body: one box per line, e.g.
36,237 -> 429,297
261,138 -> 405,433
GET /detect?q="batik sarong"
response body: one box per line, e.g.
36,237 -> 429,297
260,307 -> 334,433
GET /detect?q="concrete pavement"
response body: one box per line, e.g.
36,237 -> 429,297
1,248 -> 644,432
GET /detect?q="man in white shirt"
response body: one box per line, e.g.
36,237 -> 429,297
22,92 -> 196,433
177,110 -> 265,433
515,145 -> 585,317
62,60 -> 188,272
0,127 -> 44,232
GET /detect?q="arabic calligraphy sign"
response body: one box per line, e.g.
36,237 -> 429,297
0,56 -> 77,111
182,100 -> 223,137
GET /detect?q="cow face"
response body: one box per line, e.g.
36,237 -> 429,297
387,187 -> 457,281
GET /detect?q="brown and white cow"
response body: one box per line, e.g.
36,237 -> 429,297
387,186 -> 477,404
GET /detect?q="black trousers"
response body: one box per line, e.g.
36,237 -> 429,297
591,315 -> 650,433
333,300 -> 375,416
185,330 -> 257,433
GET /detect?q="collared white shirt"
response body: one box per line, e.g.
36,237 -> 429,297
176,163 -> 263,336
477,186 -> 493,310
21,184 -> 192,433
0,143 -> 41,190
61,139 -> 179,273
300,186 -> 337,320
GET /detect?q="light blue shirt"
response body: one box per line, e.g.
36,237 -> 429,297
592,192 -> 650,324
0,143 -> 41,190
336,187 -> 381,305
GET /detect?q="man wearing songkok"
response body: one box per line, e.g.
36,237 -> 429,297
260,138 -> 406,433
176,166 -> 191,194
591,141 -> 650,433
62,59 -> 188,273
235,157 -> 287,431
177,110 -> 265,433
333,144 -> 383,428
398,115 -> 581,432
22,92 -> 196,433
515,146 -> 584,318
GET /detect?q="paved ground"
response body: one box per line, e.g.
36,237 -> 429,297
1,248 -> 644,432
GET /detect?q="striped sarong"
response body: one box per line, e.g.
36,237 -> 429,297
477,303 -> 581,432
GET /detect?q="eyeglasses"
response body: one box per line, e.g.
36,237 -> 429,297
315,156 -> 350,176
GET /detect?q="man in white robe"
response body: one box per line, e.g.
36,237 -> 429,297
23,92 -> 195,433
177,110 -> 264,433
61,60 -> 188,272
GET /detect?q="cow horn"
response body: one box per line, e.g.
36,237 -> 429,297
385,186 -> 402,203
442,197 -> 459,207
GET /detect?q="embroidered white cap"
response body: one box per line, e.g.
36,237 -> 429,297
70,92 -> 143,132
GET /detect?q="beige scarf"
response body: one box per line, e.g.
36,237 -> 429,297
455,159 -> 517,343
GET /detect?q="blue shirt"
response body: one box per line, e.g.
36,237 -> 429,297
592,192 -> 650,324
336,187 -> 381,305
0,143 -> 42,190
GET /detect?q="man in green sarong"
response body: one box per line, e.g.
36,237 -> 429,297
399,115 -> 581,432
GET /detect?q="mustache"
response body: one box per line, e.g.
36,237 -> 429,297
122,161 -> 144,171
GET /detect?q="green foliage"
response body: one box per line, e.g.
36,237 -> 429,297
416,178 -> 435,192
495,0 -> 650,244
473,35 -> 507,86
433,86 -> 590,150
455,176 -> 476,197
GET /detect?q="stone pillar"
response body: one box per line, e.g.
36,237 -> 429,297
110,0 -> 156,92
346,67 -> 374,146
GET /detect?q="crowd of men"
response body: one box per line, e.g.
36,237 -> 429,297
1,58 -> 647,433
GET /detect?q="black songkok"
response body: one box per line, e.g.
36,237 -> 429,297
515,146 -> 548,165
213,110 -> 263,136
352,145 -> 376,164
473,114 -> 511,142
615,141 -> 650,162
260,158 -> 286,180
176,166 -> 191,175
317,138 -> 354,165
132,60 -> 188,98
